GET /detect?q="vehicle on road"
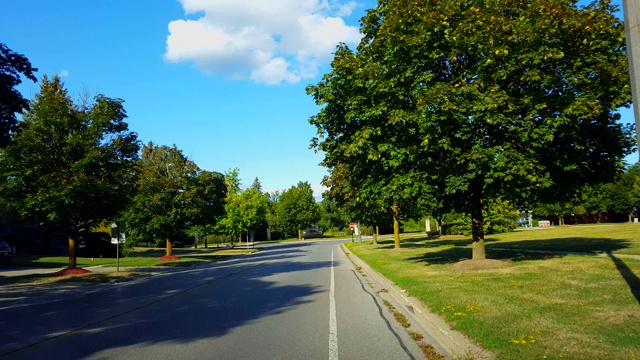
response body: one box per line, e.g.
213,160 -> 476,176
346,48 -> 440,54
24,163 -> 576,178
303,229 -> 323,239
0,241 -> 15,263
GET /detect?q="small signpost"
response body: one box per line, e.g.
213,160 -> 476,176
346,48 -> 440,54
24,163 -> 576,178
349,223 -> 355,243
111,222 -> 125,272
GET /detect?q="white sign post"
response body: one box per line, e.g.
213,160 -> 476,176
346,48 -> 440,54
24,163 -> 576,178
111,223 -> 125,272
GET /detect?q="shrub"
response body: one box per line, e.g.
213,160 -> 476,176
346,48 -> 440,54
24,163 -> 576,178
448,199 -> 518,235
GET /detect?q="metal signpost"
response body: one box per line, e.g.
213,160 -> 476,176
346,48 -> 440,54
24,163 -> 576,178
111,222 -> 125,273
349,223 -> 355,242
623,0 -> 640,157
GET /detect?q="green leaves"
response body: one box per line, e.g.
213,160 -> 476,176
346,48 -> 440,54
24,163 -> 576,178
124,143 -> 226,246
0,75 -> 140,235
217,173 -> 268,239
0,43 -> 38,148
308,0 -> 632,255
277,182 -> 321,238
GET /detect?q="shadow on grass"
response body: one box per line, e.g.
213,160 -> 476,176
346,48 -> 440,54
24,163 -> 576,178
486,237 -> 631,254
607,252 -> 640,305
375,237 -> 499,250
379,237 -> 632,266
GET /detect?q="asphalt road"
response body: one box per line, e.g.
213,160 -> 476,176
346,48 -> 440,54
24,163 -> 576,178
0,241 -> 424,360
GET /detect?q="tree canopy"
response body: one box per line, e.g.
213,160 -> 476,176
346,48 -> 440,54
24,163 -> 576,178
277,182 -> 321,240
308,0 -> 633,259
0,75 -> 140,267
123,142 -> 225,256
0,43 -> 38,147
217,171 -> 268,244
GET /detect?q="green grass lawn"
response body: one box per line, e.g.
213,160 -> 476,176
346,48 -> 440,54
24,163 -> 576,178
9,247 -> 258,269
346,223 -> 640,360
1,247 -> 258,286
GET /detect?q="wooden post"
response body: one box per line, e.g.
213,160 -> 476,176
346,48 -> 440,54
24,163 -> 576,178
392,204 -> 400,249
166,238 -> 173,256
68,236 -> 76,268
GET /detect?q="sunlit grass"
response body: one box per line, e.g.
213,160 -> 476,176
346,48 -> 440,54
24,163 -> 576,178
347,223 -> 640,360
0,272 -> 144,286
2,247 -> 259,285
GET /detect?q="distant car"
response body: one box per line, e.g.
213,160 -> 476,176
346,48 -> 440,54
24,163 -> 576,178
303,229 -> 323,239
0,242 -> 14,263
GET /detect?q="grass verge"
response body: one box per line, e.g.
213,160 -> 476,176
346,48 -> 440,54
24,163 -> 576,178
0,272 -> 143,286
9,247 -> 257,269
346,223 -> 640,360
1,247 -> 258,285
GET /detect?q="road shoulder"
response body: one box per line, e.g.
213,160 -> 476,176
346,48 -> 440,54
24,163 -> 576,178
341,244 -> 494,360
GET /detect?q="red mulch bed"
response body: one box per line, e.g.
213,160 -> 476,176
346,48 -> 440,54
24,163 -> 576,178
54,268 -> 92,276
158,255 -> 181,261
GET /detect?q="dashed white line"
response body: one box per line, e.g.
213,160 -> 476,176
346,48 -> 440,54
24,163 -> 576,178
329,251 -> 338,360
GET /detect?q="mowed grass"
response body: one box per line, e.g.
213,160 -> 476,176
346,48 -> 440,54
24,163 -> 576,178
9,247 -> 258,269
347,223 -> 640,360
0,272 -> 144,286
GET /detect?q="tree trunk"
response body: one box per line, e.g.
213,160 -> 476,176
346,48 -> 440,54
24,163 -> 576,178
68,236 -> 77,269
373,225 -> 379,245
392,204 -> 400,249
298,229 -> 303,240
204,232 -> 208,248
470,179 -> 486,260
437,219 -> 443,236
629,212 -> 633,223
166,238 -> 173,256
194,230 -> 199,248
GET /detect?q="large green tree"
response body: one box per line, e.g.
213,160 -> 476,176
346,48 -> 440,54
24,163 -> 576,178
124,143 -> 224,256
308,0 -> 633,259
580,162 -> 640,220
277,182 -> 321,240
265,190 -> 283,238
0,43 -> 38,147
318,198 -> 349,232
321,164 -> 392,245
217,171 -> 268,245
0,75 -> 140,268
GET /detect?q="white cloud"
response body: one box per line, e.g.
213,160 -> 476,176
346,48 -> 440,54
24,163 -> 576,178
165,0 -> 363,85
335,1 -> 359,17
310,183 -> 327,200
59,69 -> 70,77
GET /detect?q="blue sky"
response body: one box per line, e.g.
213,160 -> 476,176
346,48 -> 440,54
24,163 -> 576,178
1,0 -> 635,198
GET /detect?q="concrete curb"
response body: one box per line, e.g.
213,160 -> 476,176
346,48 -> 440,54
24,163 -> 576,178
341,244 -> 494,360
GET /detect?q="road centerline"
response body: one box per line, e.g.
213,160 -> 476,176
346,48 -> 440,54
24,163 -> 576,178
329,250 -> 338,360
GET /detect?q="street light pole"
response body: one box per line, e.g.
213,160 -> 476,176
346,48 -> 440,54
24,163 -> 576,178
623,0 -> 640,158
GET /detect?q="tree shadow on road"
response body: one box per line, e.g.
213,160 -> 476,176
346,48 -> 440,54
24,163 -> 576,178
0,241 -> 332,359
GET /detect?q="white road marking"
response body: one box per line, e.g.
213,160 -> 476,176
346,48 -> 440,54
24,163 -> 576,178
329,251 -> 338,360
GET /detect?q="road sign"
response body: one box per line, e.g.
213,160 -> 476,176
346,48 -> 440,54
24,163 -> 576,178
110,234 -> 125,244
349,223 -> 355,230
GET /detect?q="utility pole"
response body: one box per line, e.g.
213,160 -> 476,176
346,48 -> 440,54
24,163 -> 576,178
623,0 -> 640,158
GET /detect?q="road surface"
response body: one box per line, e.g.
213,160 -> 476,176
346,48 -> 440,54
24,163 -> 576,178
0,241 -> 424,359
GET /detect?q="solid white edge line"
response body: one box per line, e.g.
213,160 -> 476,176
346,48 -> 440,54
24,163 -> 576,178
329,251 -> 338,360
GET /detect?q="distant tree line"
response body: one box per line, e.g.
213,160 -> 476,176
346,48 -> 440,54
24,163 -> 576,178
2,0 -> 638,269
0,43 -> 321,268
